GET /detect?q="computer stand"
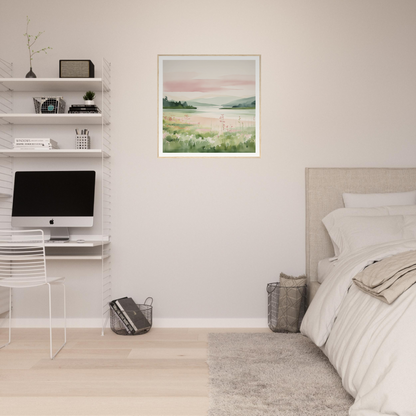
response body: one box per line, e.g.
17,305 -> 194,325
50,228 -> 70,241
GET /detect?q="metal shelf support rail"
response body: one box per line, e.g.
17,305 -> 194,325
0,58 -> 13,316
101,58 -> 112,335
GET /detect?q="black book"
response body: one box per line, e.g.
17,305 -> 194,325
68,110 -> 101,113
109,299 -> 135,334
69,107 -> 101,113
69,111 -> 101,114
109,298 -> 134,334
69,107 -> 100,110
115,297 -> 151,334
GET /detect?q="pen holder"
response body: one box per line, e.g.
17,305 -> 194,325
76,135 -> 90,149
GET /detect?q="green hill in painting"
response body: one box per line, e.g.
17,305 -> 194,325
163,96 -> 196,109
221,96 -> 255,109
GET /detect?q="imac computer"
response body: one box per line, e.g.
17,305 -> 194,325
11,171 -> 96,241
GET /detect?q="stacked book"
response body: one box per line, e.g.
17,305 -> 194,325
110,297 -> 151,335
14,138 -> 59,150
68,104 -> 101,114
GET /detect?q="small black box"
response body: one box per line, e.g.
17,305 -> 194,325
59,60 -> 95,78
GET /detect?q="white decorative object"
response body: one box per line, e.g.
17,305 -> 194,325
83,90 -> 95,106
33,96 -> 66,113
76,134 -> 90,149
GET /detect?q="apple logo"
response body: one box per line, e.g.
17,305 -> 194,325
49,219 -> 54,225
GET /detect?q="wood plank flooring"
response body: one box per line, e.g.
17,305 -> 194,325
0,328 -> 268,416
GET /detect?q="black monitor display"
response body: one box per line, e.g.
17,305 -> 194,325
12,171 -> 96,228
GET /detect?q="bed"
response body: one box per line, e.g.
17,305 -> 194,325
301,168 -> 416,416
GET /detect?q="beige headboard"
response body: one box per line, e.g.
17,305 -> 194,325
305,167 -> 416,283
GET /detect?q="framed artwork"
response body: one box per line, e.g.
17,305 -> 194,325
158,55 -> 260,158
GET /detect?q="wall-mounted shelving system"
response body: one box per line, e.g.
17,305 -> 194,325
0,58 -> 112,333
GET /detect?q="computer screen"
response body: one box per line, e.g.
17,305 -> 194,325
12,171 -> 96,230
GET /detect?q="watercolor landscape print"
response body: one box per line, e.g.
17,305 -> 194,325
158,55 -> 260,157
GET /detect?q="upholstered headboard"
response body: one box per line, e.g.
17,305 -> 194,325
305,168 -> 416,283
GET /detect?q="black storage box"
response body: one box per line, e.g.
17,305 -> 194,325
59,60 -> 95,78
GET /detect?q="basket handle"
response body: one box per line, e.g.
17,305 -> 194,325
267,283 -> 279,294
144,297 -> 153,306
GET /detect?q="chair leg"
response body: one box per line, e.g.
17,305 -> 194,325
0,288 -> 12,349
62,283 -> 67,344
47,283 -> 67,360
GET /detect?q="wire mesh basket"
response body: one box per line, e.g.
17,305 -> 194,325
110,297 -> 153,336
33,96 -> 66,114
267,282 -> 307,333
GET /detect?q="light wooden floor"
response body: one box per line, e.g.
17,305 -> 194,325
0,327 -> 268,416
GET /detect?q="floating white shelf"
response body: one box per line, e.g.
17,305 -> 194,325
1,241 -> 110,248
44,241 -> 110,248
0,78 -> 109,92
0,149 -> 110,158
46,254 -> 110,261
0,113 -> 104,125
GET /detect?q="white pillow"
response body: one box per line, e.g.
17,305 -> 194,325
343,190 -> 416,208
324,215 -> 416,258
322,205 -> 416,256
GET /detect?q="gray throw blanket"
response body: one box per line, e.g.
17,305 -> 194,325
353,250 -> 416,304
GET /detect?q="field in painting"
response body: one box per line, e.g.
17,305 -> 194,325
162,107 -> 256,154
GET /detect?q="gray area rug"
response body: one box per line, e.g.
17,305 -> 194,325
207,333 -> 354,416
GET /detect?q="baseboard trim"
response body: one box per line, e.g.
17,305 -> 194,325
152,318 -> 268,328
0,318 -> 268,329
0,318 -> 104,328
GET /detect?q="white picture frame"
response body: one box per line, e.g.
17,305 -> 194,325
158,55 -> 261,158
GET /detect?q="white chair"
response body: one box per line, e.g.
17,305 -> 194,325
0,229 -> 66,359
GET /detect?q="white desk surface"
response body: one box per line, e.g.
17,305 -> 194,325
44,240 -> 109,247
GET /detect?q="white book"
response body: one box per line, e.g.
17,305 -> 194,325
13,145 -> 56,150
14,142 -> 58,147
14,147 -> 57,150
15,138 -> 52,141
14,138 -> 58,146
14,143 -> 57,147
14,147 -> 54,151
15,142 -> 49,145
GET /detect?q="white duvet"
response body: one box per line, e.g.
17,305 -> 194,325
301,239 -> 416,416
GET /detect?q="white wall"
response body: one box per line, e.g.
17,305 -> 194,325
1,0 -> 416,326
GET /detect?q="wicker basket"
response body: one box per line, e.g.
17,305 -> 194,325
110,297 -> 153,336
33,96 -> 66,114
267,282 -> 306,333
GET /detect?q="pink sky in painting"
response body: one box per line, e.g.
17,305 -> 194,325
163,59 -> 255,101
